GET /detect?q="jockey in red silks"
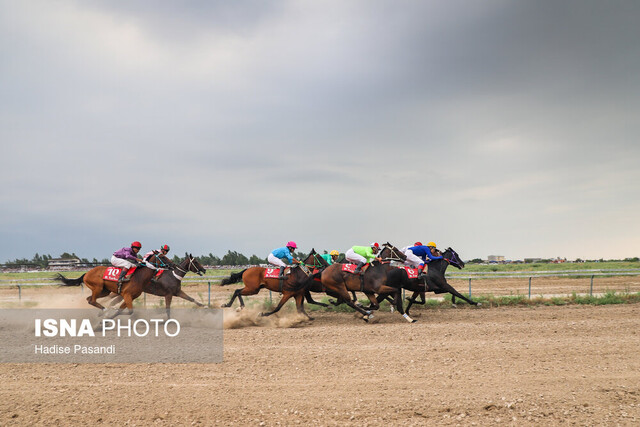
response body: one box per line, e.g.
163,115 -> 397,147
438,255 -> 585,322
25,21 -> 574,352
143,244 -> 170,283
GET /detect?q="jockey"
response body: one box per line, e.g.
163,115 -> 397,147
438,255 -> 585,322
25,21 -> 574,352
143,244 -> 170,283
320,250 -> 340,265
405,241 -> 443,277
345,243 -> 381,274
111,241 -> 143,290
268,241 -> 299,279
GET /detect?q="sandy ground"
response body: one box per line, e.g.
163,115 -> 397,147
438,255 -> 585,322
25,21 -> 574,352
1,281 -> 639,426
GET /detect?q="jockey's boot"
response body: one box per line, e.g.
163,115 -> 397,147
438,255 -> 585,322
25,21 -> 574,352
151,273 -> 160,284
353,262 -> 365,274
117,268 -> 128,294
417,265 -> 426,278
278,266 -> 286,280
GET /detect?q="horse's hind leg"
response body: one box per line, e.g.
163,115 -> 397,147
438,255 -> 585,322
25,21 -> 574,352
294,293 -> 313,320
165,295 -> 172,319
86,286 -> 107,311
304,290 -> 328,307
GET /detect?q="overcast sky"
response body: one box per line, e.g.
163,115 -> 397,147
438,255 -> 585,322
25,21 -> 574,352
1,0 -> 639,262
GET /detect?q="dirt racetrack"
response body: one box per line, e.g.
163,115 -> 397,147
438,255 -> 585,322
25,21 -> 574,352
1,280 -> 639,426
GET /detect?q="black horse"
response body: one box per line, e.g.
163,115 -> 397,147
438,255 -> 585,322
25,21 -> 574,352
382,247 -> 480,315
106,253 -> 207,318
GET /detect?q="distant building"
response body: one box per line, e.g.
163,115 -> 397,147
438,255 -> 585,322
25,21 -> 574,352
487,255 -> 505,262
48,258 -> 81,270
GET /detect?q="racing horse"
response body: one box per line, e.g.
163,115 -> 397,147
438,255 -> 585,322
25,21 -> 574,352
318,242 -> 407,321
219,262 -> 314,320
105,253 -> 207,318
300,249 -> 331,308
381,247 -> 480,315
54,252 -> 174,316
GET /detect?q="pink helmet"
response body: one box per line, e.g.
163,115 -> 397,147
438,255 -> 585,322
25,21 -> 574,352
286,241 -> 297,249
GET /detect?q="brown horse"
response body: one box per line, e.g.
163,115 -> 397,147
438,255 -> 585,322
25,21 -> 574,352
219,263 -> 314,319
54,252 -> 174,316
105,253 -> 207,318
318,242 -> 406,321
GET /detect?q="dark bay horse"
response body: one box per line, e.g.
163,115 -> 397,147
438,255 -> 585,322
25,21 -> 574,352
54,252 -> 174,316
106,253 -> 207,318
219,263 -> 314,320
318,243 -> 407,321
384,247 -> 480,315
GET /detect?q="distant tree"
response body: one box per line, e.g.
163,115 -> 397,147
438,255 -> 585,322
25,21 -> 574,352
249,255 -> 265,265
468,258 -> 484,264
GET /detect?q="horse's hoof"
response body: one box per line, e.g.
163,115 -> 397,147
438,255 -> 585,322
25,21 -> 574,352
390,306 -> 395,313
220,303 -> 228,308
235,307 -> 243,312
451,304 -> 458,308
257,312 -> 264,317
476,303 -> 482,307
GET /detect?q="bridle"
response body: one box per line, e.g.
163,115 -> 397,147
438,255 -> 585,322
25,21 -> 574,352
172,255 -> 205,280
381,244 -> 406,263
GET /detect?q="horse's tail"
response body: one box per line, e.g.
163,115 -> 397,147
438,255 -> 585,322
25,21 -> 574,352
54,273 -> 85,287
219,269 -> 247,286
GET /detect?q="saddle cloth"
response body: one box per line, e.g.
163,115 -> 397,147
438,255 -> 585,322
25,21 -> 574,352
403,267 -> 419,279
264,267 -> 289,279
102,267 -> 164,281
102,266 -> 137,281
341,263 -> 370,274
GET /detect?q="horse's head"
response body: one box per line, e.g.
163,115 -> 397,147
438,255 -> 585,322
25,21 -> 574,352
380,242 -> 407,262
302,248 -> 329,269
442,247 -> 464,269
186,252 -> 206,276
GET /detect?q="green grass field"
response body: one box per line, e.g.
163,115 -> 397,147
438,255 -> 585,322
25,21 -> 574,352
1,260 -> 639,281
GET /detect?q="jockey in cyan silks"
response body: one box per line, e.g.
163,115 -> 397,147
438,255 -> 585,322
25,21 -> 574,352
320,250 -> 340,265
268,241 -> 300,279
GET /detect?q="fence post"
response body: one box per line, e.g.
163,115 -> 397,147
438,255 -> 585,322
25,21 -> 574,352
208,282 -> 211,307
143,292 -> 146,307
468,278 -> 472,297
269,290 -> 272,304
528,277 -> 532,299
18,285 -> 21,301
590,275 -> 594,296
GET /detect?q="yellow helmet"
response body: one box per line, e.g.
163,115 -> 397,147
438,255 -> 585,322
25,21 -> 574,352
329,250 -> 339,256
427,242 -> 437,248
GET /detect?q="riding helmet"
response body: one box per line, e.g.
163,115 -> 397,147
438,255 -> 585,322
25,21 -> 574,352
131,241 -> 142,249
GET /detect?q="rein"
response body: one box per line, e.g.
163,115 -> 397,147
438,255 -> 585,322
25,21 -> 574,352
172,256 -> 205,280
